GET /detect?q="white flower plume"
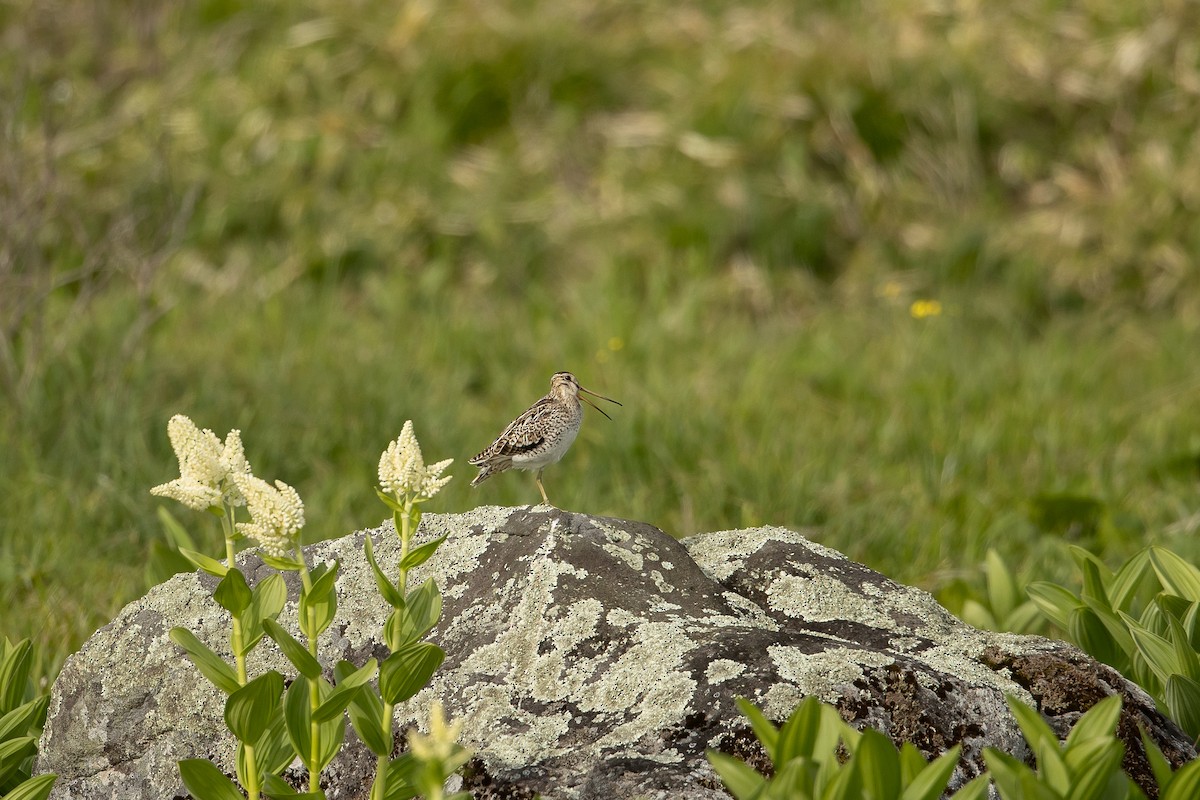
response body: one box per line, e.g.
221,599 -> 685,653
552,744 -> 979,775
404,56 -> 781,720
378,420 -> 453,501
233,473 -> 305,558
151,415 -> 253,510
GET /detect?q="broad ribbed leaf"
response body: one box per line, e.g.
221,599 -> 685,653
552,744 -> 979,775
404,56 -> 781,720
313,659 -> 378,723
734,698 -> 779,763
856,729 -> 900,800
238,573 -> 288,656
1122,612 -> 1180,685
178,759 -> 244,800
1163,757 -> 1200,800
214,568 -> 252,614
1065,694 -> 1121,748
775,696 -> 824,764
1110,549 -> 1152,612
379,643 -> 445,704
0,640 -> 32,715
1,773 -> 58,800
1005,696 -> 1057,751
364,535 -> 404,608
985,549 -> 1020,622
224,670 -> 284,744
178,547 -> 229,578
262,772 -> 327,799
1150,547 -> 1200,602
706,751 -> 765,800
900,745 -> 961,800
1064,739 -> 1125,800
262,619 -> 322,679
399,535 -> 447,571
1139,728 -> 1175,791
0,696 -> 49,743
1164,674 -> 1200,740
337,661 -> 390,757
300,561 -> 340,640
1070,607 -> 1129,672
169,628 -> 240,694
247,705 -> 295,778
384,580 -> 443,650
1027,583 -> 1080,630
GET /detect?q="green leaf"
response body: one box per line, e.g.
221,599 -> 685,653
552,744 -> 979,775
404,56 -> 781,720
379,643 -> 445,704
1065,695 -> 1122,747
1110,549 -> 1153,613
1027,582 -> 1081,630
179,547 -> 229,578
238,573 -> 288,656
1063,738 -> 1125,800
214,568 -> 253,614
983,747 -> 1046,800
898,742 -> 926,788
1164,674 -> 1200,740
1004,602 -> 1046,635
734,698 -> 779,763
381,752 -> 422,800
958,599 -> 997,631
385,580 -> 443,650
1122,612 -> 1181,685
1,773 -> 58,800
1139,728 -> 1174,792
300,561 -> 340,640
1079,595 -> 1138,657
0,696 -> 49,743
284,676 -> 344,775
225,670 -> 284,744
949,775 -> 991,800
178,759 -> 245,800
1070,607 -> 1129,672
0,640 -> 32,715
399,536 -> 448,571
260,553 -> 306,572
1163,756 -> 1200,800
1150,547 -> 1200,603
706,751 -> 766,800
985,549 -> 1020,623
313,659 -> 378,723
169,627 -> 240,694
856,729 -> 900,800
1166,615 -> 1200,681
339,661 -> 389,757
1071,546 -> 1113,608
262,619 -> 323,680
157,505 -> 197,550
249,705 -> 295,778
0,736 -> 35,772
364,534 -> 404,608
1005,695 -> 1058,751
775,695 -> 824,765
262,772 -> 327,799
284,678 -> 313,770
899,745 -> 961,800
375,488 -> 404,513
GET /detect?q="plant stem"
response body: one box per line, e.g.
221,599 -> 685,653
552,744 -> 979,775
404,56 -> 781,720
222,503 -> 258,800
298,559 -> 322,794
222,505 -> 249,685
372,496 -> 414,800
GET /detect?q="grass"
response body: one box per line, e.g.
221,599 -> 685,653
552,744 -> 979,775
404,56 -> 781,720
3,0 -> 1200,685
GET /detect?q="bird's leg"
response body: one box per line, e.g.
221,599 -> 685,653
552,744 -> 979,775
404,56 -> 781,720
535,469 -> 551,506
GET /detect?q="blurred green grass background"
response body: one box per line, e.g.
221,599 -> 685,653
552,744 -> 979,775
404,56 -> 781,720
3,0 -> 1200,683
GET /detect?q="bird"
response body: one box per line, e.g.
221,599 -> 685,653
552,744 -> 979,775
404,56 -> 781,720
469,371 -> 621,506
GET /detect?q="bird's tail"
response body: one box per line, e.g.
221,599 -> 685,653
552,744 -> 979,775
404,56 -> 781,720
470,467 -> 493,488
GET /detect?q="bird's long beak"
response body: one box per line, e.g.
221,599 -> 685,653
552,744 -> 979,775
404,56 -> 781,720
579,386 -> 622,420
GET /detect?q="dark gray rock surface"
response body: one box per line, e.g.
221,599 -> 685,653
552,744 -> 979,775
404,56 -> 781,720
38,506 -> 1195,798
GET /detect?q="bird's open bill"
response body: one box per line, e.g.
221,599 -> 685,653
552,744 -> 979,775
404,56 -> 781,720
579,385 -> 622,420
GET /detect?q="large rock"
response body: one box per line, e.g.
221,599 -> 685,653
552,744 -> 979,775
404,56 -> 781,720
39,506 -> 1195,798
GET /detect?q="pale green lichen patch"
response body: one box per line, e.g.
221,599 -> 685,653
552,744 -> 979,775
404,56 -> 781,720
705,659 -> 746,684
767,645 -> 894,705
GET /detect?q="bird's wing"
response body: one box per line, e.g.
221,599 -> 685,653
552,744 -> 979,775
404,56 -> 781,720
470,397 -> 556,463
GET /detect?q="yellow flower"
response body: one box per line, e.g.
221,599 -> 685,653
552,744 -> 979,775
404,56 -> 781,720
151,415 -> 253,511
910,299 -> 943,319
378,420 -> 453,501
